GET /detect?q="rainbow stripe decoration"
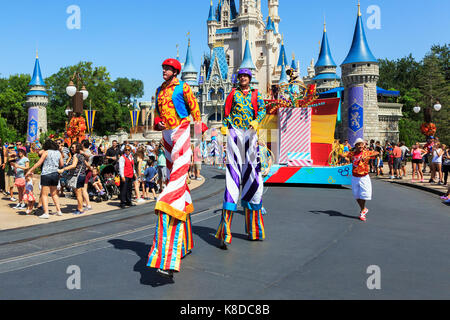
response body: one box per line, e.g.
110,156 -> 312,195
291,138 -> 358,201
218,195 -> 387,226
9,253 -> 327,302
85,110 -> 96,134
130,110 -> 140,130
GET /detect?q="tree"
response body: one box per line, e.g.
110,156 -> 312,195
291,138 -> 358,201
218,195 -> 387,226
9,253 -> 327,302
113,77 -> 144,108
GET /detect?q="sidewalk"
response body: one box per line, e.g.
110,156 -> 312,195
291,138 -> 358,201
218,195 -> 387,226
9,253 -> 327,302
373,163 -> 448,196
0,176 -> 205,231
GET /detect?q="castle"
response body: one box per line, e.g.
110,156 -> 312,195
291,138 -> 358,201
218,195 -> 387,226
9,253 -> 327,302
178,0 -> 402,145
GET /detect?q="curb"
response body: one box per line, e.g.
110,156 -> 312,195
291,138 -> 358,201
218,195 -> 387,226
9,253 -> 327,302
378,178 -> 446,196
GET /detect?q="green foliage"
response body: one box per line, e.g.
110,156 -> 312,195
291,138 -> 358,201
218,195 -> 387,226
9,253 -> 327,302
27,152 -> 41,175
379,43 -> 449,145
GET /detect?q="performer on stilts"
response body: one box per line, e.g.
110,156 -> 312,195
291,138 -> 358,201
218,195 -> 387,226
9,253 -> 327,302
215,68 -> 267,250
146,58 -> 202,279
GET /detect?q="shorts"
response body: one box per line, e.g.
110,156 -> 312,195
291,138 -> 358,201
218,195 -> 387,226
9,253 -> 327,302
157,166 -> 167,182
393,158 -> 402,170
194,163 -> 202,171
41,173 -> 60,187
352,175 -> 372,201
14,177 -> 26,188
145,181 -> 157,191
412,159 -> 422,164
6,175 -> 15,188
77,175 -> 86,189
85,171 -> 92,184
401,159 -> 408,167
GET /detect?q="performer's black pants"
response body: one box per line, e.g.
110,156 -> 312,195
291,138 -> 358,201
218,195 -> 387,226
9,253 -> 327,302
120,177 -> 134,206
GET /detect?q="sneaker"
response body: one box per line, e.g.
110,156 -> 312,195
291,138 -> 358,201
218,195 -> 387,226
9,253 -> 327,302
25,209 -> 32,215
219,240 -> 228,250
10,197 -> 17,202
74,210 -> 85,215
389,176 -> 394,179
13,203 -> 22,210
56,212 -> 63,216
137,198 -> 145,203
411,179 -> 416,183
20,203 -> 26,209
156,269 -> 173,279
440,195 -> 448,200
86,206 -> 93,211
360,208 -> 369,222
39,213 -> 50,219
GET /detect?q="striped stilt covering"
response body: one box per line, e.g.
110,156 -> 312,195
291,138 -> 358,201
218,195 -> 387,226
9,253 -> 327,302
147,121 -> 193,271
215,126 -> 265,244
181,213 -> 194,258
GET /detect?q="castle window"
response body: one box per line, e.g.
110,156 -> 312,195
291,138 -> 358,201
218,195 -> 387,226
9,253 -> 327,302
367,64 -> 371,67
352,64 -> 356,68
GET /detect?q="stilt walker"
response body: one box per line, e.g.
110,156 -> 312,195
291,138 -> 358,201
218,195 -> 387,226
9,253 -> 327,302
146,58 -> 202,278
215,68 -> 267,250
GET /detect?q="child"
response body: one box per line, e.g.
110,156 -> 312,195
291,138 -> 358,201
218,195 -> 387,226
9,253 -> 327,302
342,138 -> 379,222
144,159 -> 158,200
23,174 -> 36,215
90,167 -> 105,196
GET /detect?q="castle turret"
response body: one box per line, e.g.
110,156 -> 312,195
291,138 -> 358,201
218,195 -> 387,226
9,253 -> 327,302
26,52 -> 48,142
240,38 -> 258,86
340,1 -> 380,146
207,0 -> 218,48
314,20 -> 340,93
181,37 -> 199,91
268,0 -> 280,32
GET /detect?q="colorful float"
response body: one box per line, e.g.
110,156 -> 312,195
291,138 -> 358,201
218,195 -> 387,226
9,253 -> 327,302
260,74 -> 351,185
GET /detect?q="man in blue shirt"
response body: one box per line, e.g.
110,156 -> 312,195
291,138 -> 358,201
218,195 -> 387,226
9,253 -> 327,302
144,159 -> 158,200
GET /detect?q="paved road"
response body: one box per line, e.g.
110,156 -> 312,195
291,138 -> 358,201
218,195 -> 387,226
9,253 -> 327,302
0,167 -> 448,300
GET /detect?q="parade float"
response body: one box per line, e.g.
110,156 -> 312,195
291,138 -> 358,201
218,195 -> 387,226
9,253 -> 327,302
260,70 -> 352,185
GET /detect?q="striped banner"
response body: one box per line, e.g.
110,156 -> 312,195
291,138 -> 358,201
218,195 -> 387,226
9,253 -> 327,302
130,110 -> 140,129
279,108 -> 312,164
85,110 -> 96,134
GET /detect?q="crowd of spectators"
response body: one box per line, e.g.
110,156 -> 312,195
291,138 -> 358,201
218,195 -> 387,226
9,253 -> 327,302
0,137 -> 200,218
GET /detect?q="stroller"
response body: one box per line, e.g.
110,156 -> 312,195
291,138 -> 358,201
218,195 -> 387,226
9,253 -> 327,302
100,163 -> 120,200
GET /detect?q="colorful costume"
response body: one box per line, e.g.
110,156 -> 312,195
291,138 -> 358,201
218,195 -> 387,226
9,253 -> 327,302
215,86 -> 267,244
147,77 -> 201,273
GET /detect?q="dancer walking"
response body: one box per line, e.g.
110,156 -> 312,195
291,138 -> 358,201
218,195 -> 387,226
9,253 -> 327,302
146,58 -> 201,279
215,68 -> 267,250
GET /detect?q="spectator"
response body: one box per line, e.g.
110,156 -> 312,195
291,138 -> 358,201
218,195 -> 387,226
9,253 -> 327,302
144,158 -> 158,200
411,143 -> 427,183
58,142 -> 87,215
89,167 -> 105,196
134,147 -> 146,203
0,138 -> 6,195
105,140 -> 121,165
385,143 -> 394,179
375,141 -> 384,176
6,145 -> 17,201
442,145 -> 450,186
399,141 -> 410,178
119,145 -> 136,209
392,143 -> 402,179
193,142 -> 202,180
23,173 -> 36,215
156,142 -> 167,192
11,148 -> 29,210
27,139 -> 64,219
423,137 -> 435,173
430,142 -> 444,184
81,140 -> 93,211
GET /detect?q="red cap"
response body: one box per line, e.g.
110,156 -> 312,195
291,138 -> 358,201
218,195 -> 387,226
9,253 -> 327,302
162,59 -> 182,74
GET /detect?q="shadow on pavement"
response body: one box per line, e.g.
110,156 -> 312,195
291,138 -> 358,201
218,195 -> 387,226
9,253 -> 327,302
108,239 -> 174,287
309,210 -> 360,220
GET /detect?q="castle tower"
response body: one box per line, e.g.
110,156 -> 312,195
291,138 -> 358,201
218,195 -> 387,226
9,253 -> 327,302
26,52 -> 48,143
240,38 -> 258,86
268,0 -> 280,32
181,37 -> 199,92
341,1 -> 379,146
314,20 -> 340,93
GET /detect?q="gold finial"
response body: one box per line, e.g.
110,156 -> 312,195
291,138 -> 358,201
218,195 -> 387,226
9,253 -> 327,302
324,15 -> 326,32
187,32 -> 191,46
292,52 -> 295,60
358,0 -> 361,16
210,0 -> 213,5
176,44 -> 179,57
281,34 -> 284,45
36,48 -> 38,59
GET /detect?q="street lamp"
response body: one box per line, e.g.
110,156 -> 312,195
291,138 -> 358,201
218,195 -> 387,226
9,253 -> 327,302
434,101 -> 442,112
66,72 -> 89,116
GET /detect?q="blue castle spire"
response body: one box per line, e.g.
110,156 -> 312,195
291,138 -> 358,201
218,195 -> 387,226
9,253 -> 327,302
208,0 -> 216,21
266,16 -> 274,32
315,22 -> 337,67
277,38 -> 287,66
240,39 -> 256,70
183,39 -> 197,73
230,0 -> 238,20
279,61 -> 288,85
342,3 -> 377,65
29,54 -> 46,87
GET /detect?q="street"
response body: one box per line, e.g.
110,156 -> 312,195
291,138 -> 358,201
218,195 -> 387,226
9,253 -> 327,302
0,167 -> 448,300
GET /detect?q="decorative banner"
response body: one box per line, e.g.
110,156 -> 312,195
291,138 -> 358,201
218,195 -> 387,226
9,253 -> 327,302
348,86 -> 364,147
336,90 -> 342,124
27,107 -> 39,143
85,110 -> 96,134
130,110 -> 140,129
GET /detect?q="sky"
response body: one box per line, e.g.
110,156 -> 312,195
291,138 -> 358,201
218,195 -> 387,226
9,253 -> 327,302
0,0 -> 449,101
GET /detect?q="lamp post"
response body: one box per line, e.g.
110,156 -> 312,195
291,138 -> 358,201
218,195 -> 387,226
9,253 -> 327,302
413,99 -> 442,138
66,72 -> 89,118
